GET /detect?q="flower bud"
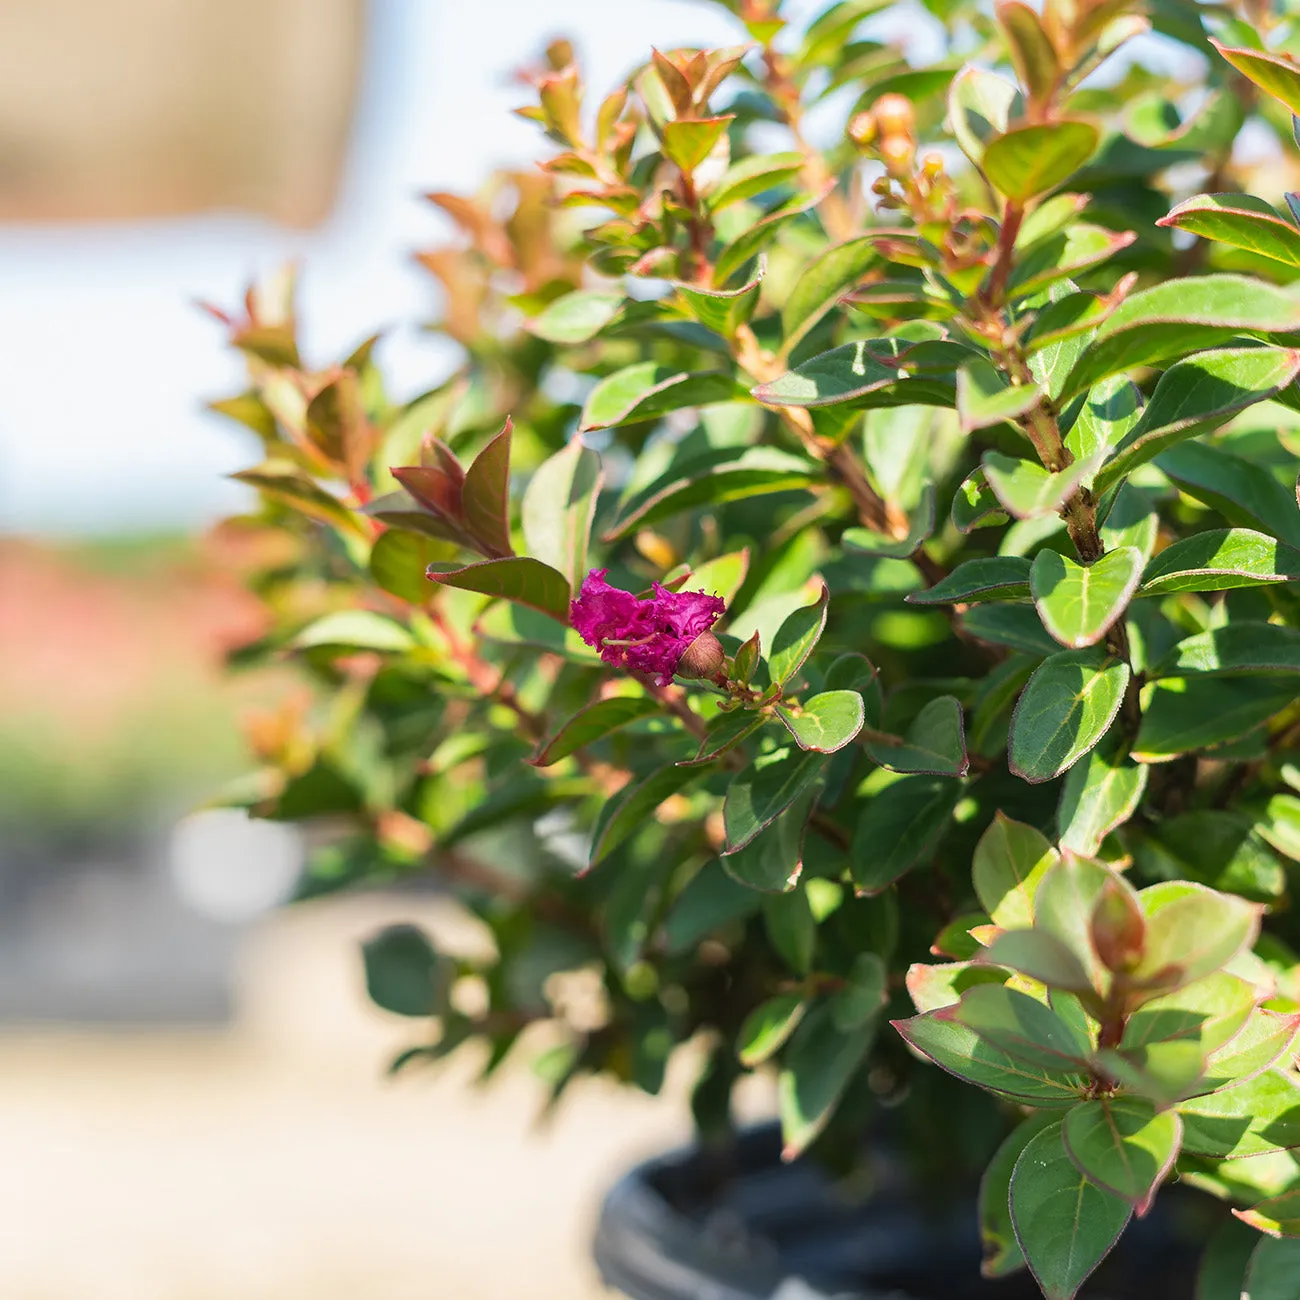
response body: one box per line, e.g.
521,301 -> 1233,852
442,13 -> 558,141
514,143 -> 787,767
676,630 -> 726,680
1090,877 -> 1146,974
880,134 -> 914,179
921,152 -> 945,180
872,93 -> 914,139
848,111 -> 878,149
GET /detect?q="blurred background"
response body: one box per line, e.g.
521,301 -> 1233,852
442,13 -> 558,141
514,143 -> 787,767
0,2 -> 781,1296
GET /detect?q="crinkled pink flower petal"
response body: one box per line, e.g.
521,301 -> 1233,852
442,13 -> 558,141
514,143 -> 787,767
570,569 -> 726,685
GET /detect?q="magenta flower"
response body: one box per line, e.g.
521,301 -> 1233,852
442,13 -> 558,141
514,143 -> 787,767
570,569 -> 726,685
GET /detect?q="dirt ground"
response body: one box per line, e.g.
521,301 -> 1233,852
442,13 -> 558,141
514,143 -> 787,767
0,893 -> 774,1300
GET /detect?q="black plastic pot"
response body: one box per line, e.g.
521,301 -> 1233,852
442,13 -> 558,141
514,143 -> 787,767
593,1123 -> 1204,1300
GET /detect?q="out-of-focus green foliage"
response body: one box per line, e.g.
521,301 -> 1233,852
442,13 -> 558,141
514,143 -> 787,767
210,1 -> 1300,1292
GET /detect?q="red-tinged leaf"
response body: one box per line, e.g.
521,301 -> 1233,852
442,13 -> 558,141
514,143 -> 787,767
427,557 -> 570,621
392,465 -> 464,520
1212,39 -> 1300,118
461,418 -> 515,558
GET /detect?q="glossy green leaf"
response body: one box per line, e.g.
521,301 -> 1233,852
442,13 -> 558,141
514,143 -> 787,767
580,363 -> 744,431
943,983 -> 1092,1070
1122,972 -> 1257,1057
461,420 -> 515,559
1133,884 -> 1261,990
751,338 -> 962,409
1178,1070 -> 1300,1159
724,745 -> 829,853
906,960 -> 1008,1013
982,119 -> 1100,202
1095,348 -> 1300,495
1030,546 -> 1142,649
1063,375 -> 1143,468
1059,275 -> 1300,399
1009,649 -> 1130,782
1010,1122 -> 1131,1300
589,764 -> 701,868
723,786 -> 818,891
521,437 -> 603,593
737,994 -> 807,1066
674,260 -> 765,336
980,1113 -> 1061,1278
1140,528 -> 1300,595
769,585 -> 829,685
529,695 -> 660,766
529,290 -> 624,344
980,929 -> 1096,994
705,151 -> 804,212
475,599 -> 599,662
1195,1219 -> 1261,1300
948,64 -> 1017,166
1154,622 -> 1300,678
1242,1237 -> 1300,1299
1201,1009 -> 1300,1091
777,689 -> 866,754
1062,1098 -> 1181,1214
1235,1188 -> 1300,1237
603,446 -> 816,540
973,812 -> 1059,929
778,999 -> 876,1157
842,484 -> 935,558
963,603 -> 1063,655
1132,676 -> 1296,761
292,610 -> 416,654
851,775 -> 962,893
907,556 -> 1032,605
998,0 -> 1060,107
678,710 -> 767,767
834,952 -> 889,1030
1158,193 -> 1300,269
952,468 -> 1010,532
1212,39 -> 1300,117
662,114 -> 733,172
780,234 -> 880,357
1011,226 -> 1138,300
427,556 -> 570,621
957,360 -> 1041,433
983,450 -> 1098,519
1058,746 -> 1147,856
1257,793 -> 1300,861
1158,442 -> 1300,550
863,696 -> 968,776
714,191 -> 825,286
369,529 -> 453,604
893,1012 -> 1086,1105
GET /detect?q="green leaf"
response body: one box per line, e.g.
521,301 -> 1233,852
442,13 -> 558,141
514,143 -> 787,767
1258,793 -> 1300,861
1158,442 -> 1300,550
780,234 -> 880,358
714,190 -> 825,286
998,0 -> 1060,107
957,359 -> 1042,433
1062,1098 -> 1182,1214
662,861 -> 760,955
1060,276 -> 1300,399
1140,809 -> 1286,902
1140,528 -> 1300,595
1202,1009 -> 1300,1091
982,119 -> 1100,202
907,556 -> 1032,605
943,983 -> 1092,1070
1064,375 -> 1144,470
906,960 -> 1009,1013
1212,39 -> 1300,117
462,420 -> 515,559
1011,225 -> 1138,300
737,994 -> 807,1066
1242,1238 -> 1300,1300
1235,1188 -> 1300,1237
834,952 -> 889,1029
1009,649 -> 1130,782
528,290 -> 624,344
681,549 -> 751,605
427,556 -> 570,621
851,775 -> 962,893
948,64 -> 1017,166
863,696 -> 969,776
362,924 -> 442,1017
521,438 -> 603,593
779,1000 -> 876,1157
777,689 -> 865,754
983,450 -> 1098,519
981,1113 -> 1061,1277
723,787 -> 818,891
952,468 -> 1010,532
1178,1070 -> 1300,1158
475,600 -> 599,663
751,338 -> 962,409
589,764 -> 701,868
1058,746 -> 1147,856
678,709 -> 767,767
602,445 -> 816,540
1032,855 -> 1119,993
705,151 -> 805,212
893,1012 -> 1086,1105
973,812 -> 1059,929
764,887 -> 816,973
292,610 -> 415,654
1155,622 -> 1300,678
1010,1122 -> 1131,1300
724,746 -> 828,853
1095,348 -> 1300,495
661,114 -> 733,172
963,603 -> 1063,655
1030,546 -> 1143,649
369,529 -> 453,604
842,484 -> 935,558
232,461 -> 367,537
1132,676 -> 1296,762
580,363 -> 744,431
979,929 -> 1096,994
769,585 -> 829,685
1196,1219 -> 1261,1300
1132,883 -> 1262,990
1123,972 -> 1257,1057
1158,193 -> 1300,269
529,695 -> 660,767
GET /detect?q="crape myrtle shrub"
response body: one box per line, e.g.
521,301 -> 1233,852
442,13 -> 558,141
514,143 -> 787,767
210,1 -> 1300,1294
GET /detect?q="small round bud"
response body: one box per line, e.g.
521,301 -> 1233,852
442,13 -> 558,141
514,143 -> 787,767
879,134 -> 914,178
676,630 -> 726,680
848,111 -> 878,149
872,93 -> 914,138
921,152 -> 944,180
